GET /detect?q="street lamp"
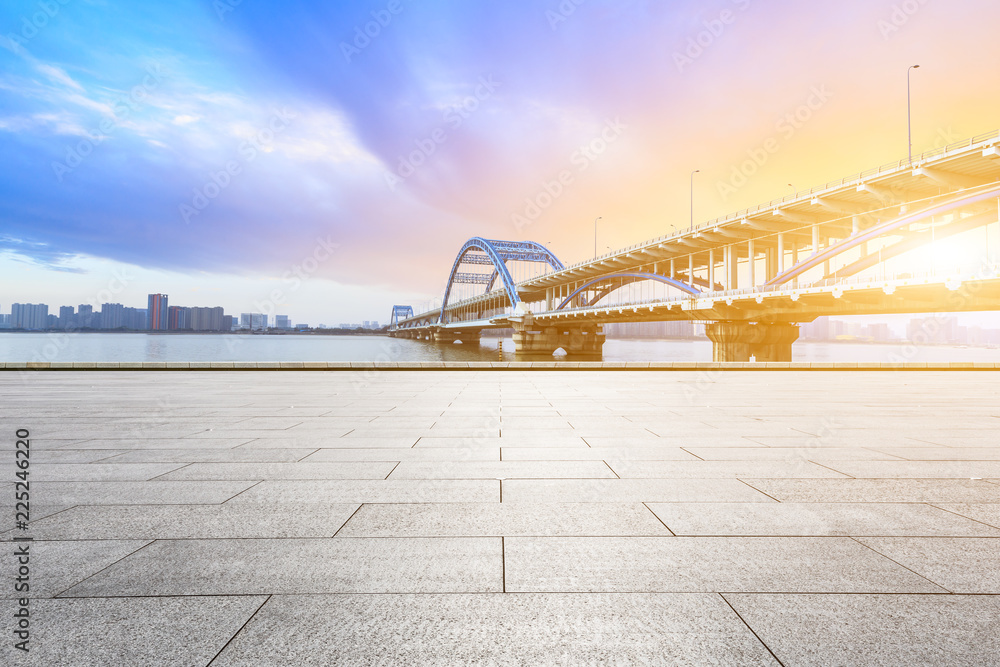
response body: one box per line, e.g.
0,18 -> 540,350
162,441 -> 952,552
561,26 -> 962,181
690,170 -> 700,232
908,65 -> 920,164
593,216 -> 602,257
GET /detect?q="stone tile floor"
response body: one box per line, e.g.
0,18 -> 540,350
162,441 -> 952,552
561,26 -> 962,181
1,370 -> 999,665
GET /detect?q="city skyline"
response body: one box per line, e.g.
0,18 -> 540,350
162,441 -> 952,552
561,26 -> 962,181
3,1 -> 1000,325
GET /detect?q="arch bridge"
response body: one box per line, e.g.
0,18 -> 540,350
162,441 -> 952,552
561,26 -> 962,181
390,130 -> 1000,360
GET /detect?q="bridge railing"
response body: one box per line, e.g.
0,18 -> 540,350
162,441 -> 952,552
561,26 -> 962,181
531,129 -> 1000,279
546,265 -> 1000,316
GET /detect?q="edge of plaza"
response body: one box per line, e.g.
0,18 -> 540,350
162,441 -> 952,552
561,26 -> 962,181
1,360 -> 999,370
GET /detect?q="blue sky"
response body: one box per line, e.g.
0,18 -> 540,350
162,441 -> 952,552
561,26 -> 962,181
2,0 -> 1000,324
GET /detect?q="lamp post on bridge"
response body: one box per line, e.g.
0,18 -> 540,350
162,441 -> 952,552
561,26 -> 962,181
690,170 -> 700,232
593,216 -> 602,257
908,64 -> 920,164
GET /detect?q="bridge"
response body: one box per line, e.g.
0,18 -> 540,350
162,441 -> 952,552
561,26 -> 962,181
389,130 -> 1000,360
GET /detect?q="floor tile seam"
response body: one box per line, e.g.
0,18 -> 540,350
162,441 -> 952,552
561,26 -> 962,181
922,504 -> 1000,532
717,593 -> 787,667
206,594 -> 272,666
50,538 -> 158,598
847,536 -> 955,594
219,481 -> 265,505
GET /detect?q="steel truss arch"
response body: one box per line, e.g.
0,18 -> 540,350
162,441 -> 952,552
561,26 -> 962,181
439,238 -> 564,323
766,183 -> 1000,287
389,305 -> 413,329
555,272 -> 701,310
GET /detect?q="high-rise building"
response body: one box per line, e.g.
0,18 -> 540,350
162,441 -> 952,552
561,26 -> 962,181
77,304 -> 95,329
168,306 -> 190,330
240,313 -> 268,331
188,306 -> 225,331
11,303 -> 49,330
101,303 -> 125,329
275,315 -> 290,329
124,307 -> 147,330
58,306 -> 75,329
147,294 -> 169,330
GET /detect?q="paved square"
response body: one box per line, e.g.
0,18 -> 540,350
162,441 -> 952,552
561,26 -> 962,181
2,370 -> 999,665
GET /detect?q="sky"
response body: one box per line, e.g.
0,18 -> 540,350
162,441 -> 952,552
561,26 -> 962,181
2,0 -> 1000,326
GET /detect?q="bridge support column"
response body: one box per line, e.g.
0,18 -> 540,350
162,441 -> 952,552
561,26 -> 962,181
433,329 -> 460,344
705,322 -> 800,362
510,314 -> 605,357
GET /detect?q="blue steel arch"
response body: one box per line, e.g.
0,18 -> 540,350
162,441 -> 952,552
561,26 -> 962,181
556,272 -> 701,310
389,305 -> 413,328
766,183 -> 1000,287
440,238 -> 565,323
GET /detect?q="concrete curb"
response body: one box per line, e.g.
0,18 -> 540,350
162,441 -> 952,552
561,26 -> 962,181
1,361 -> 998,371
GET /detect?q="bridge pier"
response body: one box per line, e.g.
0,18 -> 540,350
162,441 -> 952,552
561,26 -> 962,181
432,329 -> 482,345
511,314 -> 605,357
704,322 -> 800,362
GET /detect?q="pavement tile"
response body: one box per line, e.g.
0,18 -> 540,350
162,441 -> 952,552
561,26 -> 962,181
608,460 -> 850,479
502,478 -> 777,503
740,478 -> 1000,503
646,502 -> 1000,536
855,537 -> 1000,593
388,461 -> 618,479
337,502 -> 670,537
0,596 -> 267,667
685,447 -> 903,461
301,447 -> 500,462
229,479 -> 499,503
61,537 -> 503,596
20,503 -> 361,540
9,463 -> 186,482
500,446 -> 699,461
211,593 -> 778,666
504,536 -> 947,593
724,593 -> 1000,666
28,480 -> 257,505
0,539 -> 149,599
156,461 -> 396,481
932,503 -> 1000,529
819,461 -> 1000,478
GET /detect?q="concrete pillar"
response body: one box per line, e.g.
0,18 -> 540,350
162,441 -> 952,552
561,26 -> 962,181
747,239 -> 756,286
546,288 -> 553,312
670,259 -> 676,279
765,248 -> 775,282
704,322 -> 800,362
777,233 -> 785,274
708,249 -> 715,291
509,314 -> 605,357
726,245 -> 738,290
688,254 -> 694,284
852,215 -> 860,235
